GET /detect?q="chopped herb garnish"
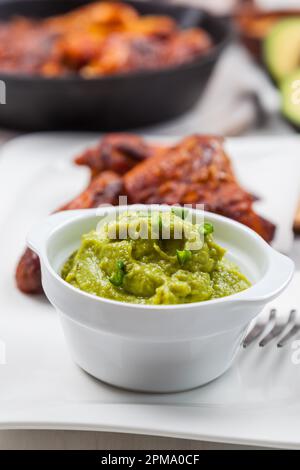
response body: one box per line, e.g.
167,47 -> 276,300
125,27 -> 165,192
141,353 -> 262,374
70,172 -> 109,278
109,260 -> 126,287
176,249 -> 192,266
199,222 -> 214,236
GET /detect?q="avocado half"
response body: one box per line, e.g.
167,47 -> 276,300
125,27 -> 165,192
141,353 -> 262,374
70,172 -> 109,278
264,18 -> 300,82
281,68 -> 300,127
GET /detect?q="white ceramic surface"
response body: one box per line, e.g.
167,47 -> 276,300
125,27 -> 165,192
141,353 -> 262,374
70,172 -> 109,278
0,133 -> 300,447
27,206 -> 293,392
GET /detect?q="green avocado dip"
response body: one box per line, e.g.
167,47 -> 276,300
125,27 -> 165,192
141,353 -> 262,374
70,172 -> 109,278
61,210 -> 251,305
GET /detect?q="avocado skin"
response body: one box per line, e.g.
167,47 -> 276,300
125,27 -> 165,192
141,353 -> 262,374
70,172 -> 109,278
264,17 -> 300,83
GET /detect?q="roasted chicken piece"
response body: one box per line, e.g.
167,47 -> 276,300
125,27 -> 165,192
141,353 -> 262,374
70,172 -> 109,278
81,28 -> 212,77
75,133 -> 156,178
45,1 -> 140,33
59,170 -> 123,210
16,171 -> 123,294
44,11 -> 177,71
167,29 -> 212,65
16,249 -> 44,295
123,15 -> 177,39
42,2 -> 141,71
0,2 -> 213,77
43,32 -> 105,72
0,18 -> 58,75
124,135 -> 275,242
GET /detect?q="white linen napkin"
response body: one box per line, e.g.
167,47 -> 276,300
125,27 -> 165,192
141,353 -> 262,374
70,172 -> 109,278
148,44 -> 282,137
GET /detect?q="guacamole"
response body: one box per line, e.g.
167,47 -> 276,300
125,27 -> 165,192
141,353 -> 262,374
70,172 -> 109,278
61,210 -> 250,305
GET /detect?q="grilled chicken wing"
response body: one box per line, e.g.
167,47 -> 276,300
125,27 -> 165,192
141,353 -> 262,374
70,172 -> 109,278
16,249 -> 43,295
59,170 -> 123,210
81,28 -> 212,77
124,135 -> 275,242
75,134 -> 156,178
0,2 -> 213,77
46,2 -> 139,33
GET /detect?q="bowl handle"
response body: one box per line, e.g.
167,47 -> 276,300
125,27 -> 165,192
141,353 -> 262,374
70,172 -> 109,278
241,250 -> 294,304
26,210 -> 88,256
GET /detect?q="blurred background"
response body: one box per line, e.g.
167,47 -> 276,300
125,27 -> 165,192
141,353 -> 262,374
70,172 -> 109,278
150,0 -> 300,137
1,0 -> 300,136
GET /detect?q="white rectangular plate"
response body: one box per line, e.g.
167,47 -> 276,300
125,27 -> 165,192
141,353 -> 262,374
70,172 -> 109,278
0,133 -> 300,449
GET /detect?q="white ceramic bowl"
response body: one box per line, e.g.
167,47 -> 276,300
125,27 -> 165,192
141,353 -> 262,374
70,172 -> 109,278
27,206 -> 294,393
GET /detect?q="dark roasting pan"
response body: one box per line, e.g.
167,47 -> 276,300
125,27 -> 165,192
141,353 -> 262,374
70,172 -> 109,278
0,0 -> 231,131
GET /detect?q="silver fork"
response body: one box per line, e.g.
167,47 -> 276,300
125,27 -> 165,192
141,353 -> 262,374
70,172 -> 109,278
243,309 -> 300,348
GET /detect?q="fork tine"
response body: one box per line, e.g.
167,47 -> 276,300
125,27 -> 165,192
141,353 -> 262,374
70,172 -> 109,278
277,325 -> 300,348
259,309 -> 296,347
288,309 -> 297,323
243,309 -> 276,348
277,311 -> 299,347
243,322 -> 266,348
260,325 -> 286,347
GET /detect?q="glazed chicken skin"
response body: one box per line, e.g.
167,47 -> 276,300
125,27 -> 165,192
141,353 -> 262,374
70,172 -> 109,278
0,18 -> 57,74
46,1 -> 140,32
15,134 -> 275,295
59,170 -> 123,210
80,28 -> 212,77
16,249 -> 43,294
0,1 -> 213,77
75,133 -> 156,178
72,133 -> 276,244
124,135 -> 275,241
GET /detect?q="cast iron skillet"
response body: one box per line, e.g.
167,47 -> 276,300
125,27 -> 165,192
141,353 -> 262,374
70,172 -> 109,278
0,0 -> 231,131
